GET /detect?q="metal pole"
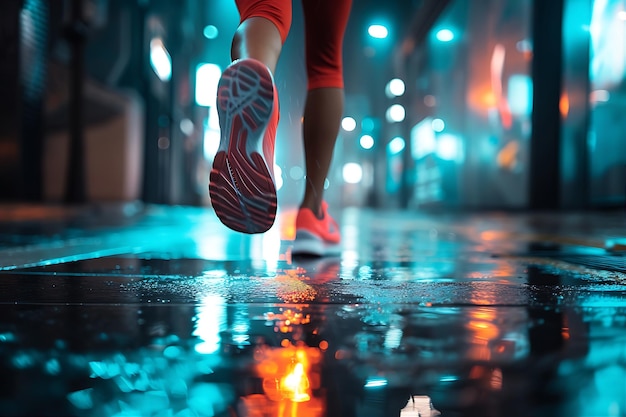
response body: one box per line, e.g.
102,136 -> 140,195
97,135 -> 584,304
64,0 -> 86,203
529,0 -> 564,209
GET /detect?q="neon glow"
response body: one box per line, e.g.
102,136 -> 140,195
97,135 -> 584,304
203,25 -> 219,39
365,377 -> 388,388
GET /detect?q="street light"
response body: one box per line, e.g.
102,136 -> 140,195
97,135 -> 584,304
341,116 -> 357,132
360,134 -> 374,150
436,28 -> 455,42
368,24 -> 389,39
386,104 -> 406,123
385,78 -> 405,98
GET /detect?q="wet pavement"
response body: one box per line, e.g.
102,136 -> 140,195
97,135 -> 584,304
0,204 -> 625,417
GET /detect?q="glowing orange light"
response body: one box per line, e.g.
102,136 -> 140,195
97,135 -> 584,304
319,340 -> 329,351
480,230 -> 506,241
468,320 -> 499,341
281,209 -> 299,241
560,92 -> 570,118
481,91 -> 497,107
280,362 -> 311,402
561,316 -> 570,340
258,345 -> 322,411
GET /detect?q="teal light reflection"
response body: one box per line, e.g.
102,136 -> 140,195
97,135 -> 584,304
193,295 -> 227,354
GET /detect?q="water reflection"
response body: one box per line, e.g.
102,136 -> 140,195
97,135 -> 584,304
239,344 -> 324,416
0,306 -> 621,417
1,257 -> 626,416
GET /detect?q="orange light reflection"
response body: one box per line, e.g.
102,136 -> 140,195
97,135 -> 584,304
466,308 -> 500,361
281,362 -> 310,402
253,345 -> 324,417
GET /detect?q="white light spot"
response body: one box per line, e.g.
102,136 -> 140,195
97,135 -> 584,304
343,163 -> 363,184
368,24 -> 388,39
437,133 -> 460,160
436,29 -> 454,42
274,165 -> 283,191
360,134 -> 374,149
208,105 -> 220,130
203,129 -> 220,160
386,104 -> 405,123
149,38 -> 172,82
193,295 -> 226,355
341,116 -> 357,132
196,63 -> 222,107
386,78 -> 405,97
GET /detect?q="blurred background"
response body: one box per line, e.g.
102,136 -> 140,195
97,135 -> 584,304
0,0 -> 624,212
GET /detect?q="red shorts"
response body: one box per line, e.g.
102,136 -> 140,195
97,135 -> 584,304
235,0 -> 352,89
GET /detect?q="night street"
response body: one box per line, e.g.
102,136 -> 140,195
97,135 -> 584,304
0,204 -> 624,416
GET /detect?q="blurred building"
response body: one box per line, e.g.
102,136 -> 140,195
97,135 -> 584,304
0,0 -> 624,210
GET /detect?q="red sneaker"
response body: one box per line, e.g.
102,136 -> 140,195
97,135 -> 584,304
209,59 -> 279,234
292,201 -> 341,256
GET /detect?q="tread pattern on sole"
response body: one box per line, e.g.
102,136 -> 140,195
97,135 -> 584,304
209,60 -> 277,234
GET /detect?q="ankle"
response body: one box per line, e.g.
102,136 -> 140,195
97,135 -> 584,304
299,201 -> 323,219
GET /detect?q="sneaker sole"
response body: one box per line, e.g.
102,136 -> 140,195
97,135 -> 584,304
209,60 -> 277,234
292,230 -> 341,257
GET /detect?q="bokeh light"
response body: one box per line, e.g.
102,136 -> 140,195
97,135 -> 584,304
341,116 -> 357,132
368,24 -> 389,39
360,134 -> 374,150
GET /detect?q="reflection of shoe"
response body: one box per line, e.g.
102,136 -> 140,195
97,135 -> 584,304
295,256 -> 341,284
292,201 -> 341,256
209,58 -> 279,234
